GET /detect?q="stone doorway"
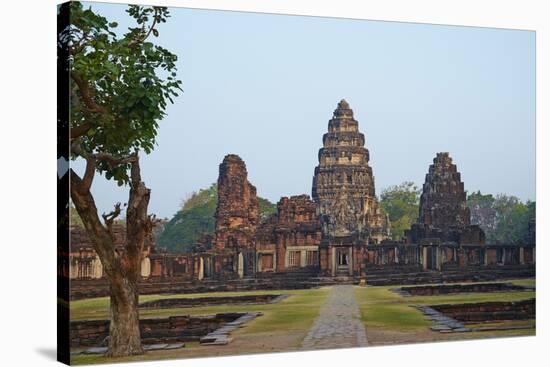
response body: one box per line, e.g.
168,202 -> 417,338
336,247 -> 352,275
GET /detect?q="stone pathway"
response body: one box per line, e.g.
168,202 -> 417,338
302,285 -> 368,350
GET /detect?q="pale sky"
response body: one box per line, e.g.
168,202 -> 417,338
74,2 -> 536,219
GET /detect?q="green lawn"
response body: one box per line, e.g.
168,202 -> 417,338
71,287 -> 330,365
71,288 -> 330,328
354,279 -> 536,340
71,279 -> 536,364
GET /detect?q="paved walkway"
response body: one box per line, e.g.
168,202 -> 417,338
302,285 -> 368,350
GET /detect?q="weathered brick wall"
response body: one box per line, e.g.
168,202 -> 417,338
214,154 -> 259,250
70,314 -> 241,347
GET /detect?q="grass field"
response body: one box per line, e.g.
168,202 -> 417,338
354,278 -> 536,345
70,278 -> 535,364
71,287 -> 331,365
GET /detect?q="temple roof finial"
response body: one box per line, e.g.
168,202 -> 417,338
338,99 -> 350,109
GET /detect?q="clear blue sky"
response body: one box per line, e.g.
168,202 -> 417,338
74,2 -> 536,219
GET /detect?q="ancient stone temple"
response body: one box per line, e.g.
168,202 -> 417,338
68,106 -> 536,299
406,152 -> 485,245
213,154 -> 259,250
255,195 -> 322,272
69,224 -> 155,280
212,154 -> 260,277
312,99 -> 390,243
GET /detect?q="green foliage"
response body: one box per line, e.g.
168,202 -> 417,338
159,184 -> 218,253
380,182 -> 420,239
180,184 -> 218,211
467,191 -> 535,244
158,184 -> 277,252
258,197 -> 277,221
69,201 -> 84,227
66,2 -> 182,185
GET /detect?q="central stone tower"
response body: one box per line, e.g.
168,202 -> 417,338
312,100 -> 390,244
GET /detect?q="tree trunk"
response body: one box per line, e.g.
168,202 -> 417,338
107,272 -> 143,357
70,155 -> 151,357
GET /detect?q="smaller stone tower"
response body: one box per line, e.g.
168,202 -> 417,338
406,152 -> 484,244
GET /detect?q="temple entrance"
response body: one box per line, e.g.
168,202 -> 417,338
335,247 -> 352,275
338,251 -> 349,266
425,247 -> 437,270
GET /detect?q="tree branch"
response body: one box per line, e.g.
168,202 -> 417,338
102,202 -> 123,237
71,122 -> 93,140
81,155 -> 96,192
128,8 -> 159,48
142,11 -> 158,41
71,139 -> 138,172
71,72 -> 108,115
129,154 -> 142,186
96,152 -> 138,170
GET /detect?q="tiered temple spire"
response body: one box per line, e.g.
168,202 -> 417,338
312,100 -> 390,242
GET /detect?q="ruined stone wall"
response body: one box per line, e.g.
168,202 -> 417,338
213,154 -> 259,250
69,225 -> 155,280
311,100 -> 390,243
255,195 -> 322,271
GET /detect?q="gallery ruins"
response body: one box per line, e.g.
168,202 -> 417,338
69,100 -> 536,296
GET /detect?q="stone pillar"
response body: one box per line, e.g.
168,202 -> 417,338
331,247 -> 336,277
91,256 -> 102,279
422,247 -> 428,270
453,248 -> 457,263
237,252 -> 244,278
300,250 -> 307,267
436,247 -> 442,271
198,257 -> 204,281
256,253 -> 262,272
140,257 -> 151,278
395,246 -> 399,264
519,247 -> 525,265
348,247 -> 353,276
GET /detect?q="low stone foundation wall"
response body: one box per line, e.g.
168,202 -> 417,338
70,313 -> 243,347
69,264 -> 535,300
431,299 -> 535,322
395,282 -> 532,296
70,277 -> 318,300
139,294 -> 285,309
365,264 -> 535,286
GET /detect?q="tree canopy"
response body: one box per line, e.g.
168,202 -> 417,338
467,191 -> 535,244
66,2 -> 182,184
380,182 -> 421,239
61,2 -> 183,356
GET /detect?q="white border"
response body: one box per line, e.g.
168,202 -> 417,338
0,1 -> 546,366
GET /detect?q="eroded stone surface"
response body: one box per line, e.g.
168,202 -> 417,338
406,152 -> 485,244
302,285 -> 367,350
312,100 -> 390,243
214,154 -> 259,250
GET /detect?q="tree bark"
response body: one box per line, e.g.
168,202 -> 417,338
107,272 -> 142,357
70,155 -> 151,357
